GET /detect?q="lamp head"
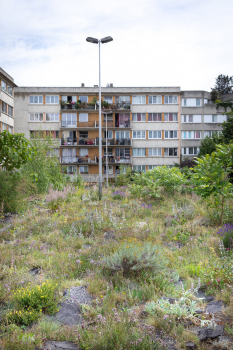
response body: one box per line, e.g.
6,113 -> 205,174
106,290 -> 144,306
101,36 -> 113,44
86,37 -> 99,44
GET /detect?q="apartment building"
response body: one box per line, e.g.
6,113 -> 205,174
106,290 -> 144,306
14,86 -> 181,177
180,91 -> 226,159
0,68 -> 17,133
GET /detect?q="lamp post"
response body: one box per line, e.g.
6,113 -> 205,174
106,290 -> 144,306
86,36 -> 113,199
103,111 -> 112,188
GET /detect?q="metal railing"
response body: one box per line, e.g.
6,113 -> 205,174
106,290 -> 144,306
60,138 -> 132,146
61,156 -> 98,164
60,102 -> 131,111
61,121 -> 131,128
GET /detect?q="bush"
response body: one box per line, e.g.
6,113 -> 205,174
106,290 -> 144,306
0,172 -> 20,213
217,223 -> 233,249
6,281 -> 60,325
111,191 -> 126,200
104,241 -> 167,277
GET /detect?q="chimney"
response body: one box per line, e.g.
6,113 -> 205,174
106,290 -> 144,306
110,83 -> 113,87
81,83 -> 85,87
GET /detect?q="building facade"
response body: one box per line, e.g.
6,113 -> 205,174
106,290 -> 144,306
14,85 -> 226,177
0,68 -> 17,133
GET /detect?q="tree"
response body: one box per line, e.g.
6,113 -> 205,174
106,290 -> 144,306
221,116 -> 233,144
192,143 -> 233,224
198,132 -> 222,157
211,74 -> 233,100
0,131 -> 35,172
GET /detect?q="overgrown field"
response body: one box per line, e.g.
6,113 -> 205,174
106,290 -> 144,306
0,183 -> 233,350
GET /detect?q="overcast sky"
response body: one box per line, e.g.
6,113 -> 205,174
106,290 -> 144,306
1,0 -> 232,90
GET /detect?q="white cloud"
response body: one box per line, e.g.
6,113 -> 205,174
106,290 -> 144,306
1,0 -> 233,90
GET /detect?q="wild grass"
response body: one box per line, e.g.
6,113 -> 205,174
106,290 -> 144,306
0,184 -> 233,349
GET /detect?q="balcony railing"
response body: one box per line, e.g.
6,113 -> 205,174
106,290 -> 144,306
60,102 -> 131,111
61,138 -> 132,146
61,121 -> 131,128
61,156 -> 98,164
60,155 -> 131,164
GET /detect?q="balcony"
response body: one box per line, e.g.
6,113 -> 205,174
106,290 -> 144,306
60,155 -> 131,165
61,156 -> 98,164
61,138 -> 96,146
60,101 -> 131,111
60,138 -> 132,146
61,121 -> 131,129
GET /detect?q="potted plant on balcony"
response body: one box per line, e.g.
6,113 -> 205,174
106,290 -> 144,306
60,100 -> 66,109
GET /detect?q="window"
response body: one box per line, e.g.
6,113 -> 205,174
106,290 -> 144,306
182,131 -> 201,139
79,113 -> 88,122
132,96 -> 146,104
204,131 -> 221,137
1,80 -> 7,92
48,148 -> 59,157
182,115 -> 202,123
183,147 -> 199,155
164,131 -> 178,138
8,126 -> 13,134
46,131 -> 59,138
132,131 -> 146,139
119,96 -> 130,102
132,113 -> 146,121
164,113 -> 178,122
61,114 -> 77,127
79,96 -> 88,103
164,148 -> 178,156
115,131 -> 130,139
79,165 -> 88,174
46,95 -> 59,104
204,115 -> 227,123
212,115 -> 217,123
79,131 -> 88,139
8,86 -> 13,96
104,165 -> 113,174
30,95 -> 43,104
148,113 -> 162,121
148,95 -> 162,104
2,123 -> 7,131
2,102 -> 7,113
148,131 -> 162,139
62,96 -> 77,102
104,131 -> 113,139
46,113 -> 59,122
62,148 -> 77,163
182,98 -> 202,107
148,165 -> 157,170
30,131 -> 44,139
62,166 -> 77,175
104,148 -> 113,156
104,96 -> 112,103
79,148 -> 88,156
132,148 -> 146,156
8,106 -> 13,116
148,148 -> 162,156
132,165 -> 146,172
29,113 -> 43,122
164,95 -> 178,104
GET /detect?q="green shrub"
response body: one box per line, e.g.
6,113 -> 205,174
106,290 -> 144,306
7,281 -> 60,325
0,172 -> 20,213
104,240 -> 167,277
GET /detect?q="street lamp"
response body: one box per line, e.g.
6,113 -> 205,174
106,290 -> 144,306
86,36 -> 113,199
103,111 -> 112,188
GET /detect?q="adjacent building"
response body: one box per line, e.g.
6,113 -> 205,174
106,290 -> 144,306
14,85 -> 227,178
0,68 -> 17,133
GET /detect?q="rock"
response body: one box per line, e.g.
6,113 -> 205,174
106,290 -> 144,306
185,342 -> 197,349
195,288 -> 214,302
103,230 -> 115,240
138,222 -> 147,228
205,301 -> 225,314
29,267 -> 41,276
206,296 -> 214,302
54,302 -> 82,326
83,244 -> 91,249
64,286 -> 92,305
54,286 -> 92,326
40,341 -> 81,349
161,297 -> 177,304
194,308 -> 204,315
197,325 -> 224,341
